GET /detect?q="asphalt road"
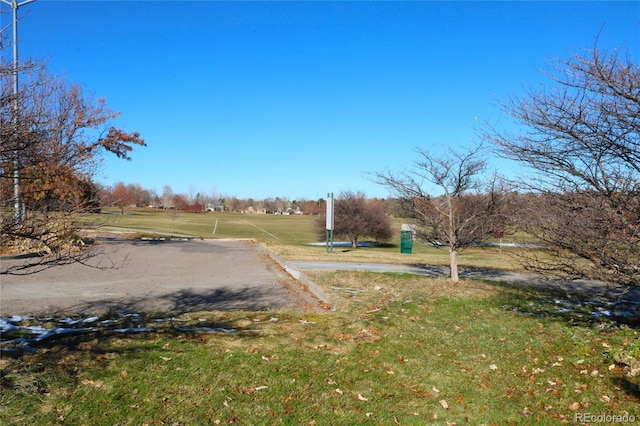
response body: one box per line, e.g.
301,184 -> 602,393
2,238 -> 637,318
0,238 -> 322,317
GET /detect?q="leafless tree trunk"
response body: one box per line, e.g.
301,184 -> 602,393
374,144 -> 505,282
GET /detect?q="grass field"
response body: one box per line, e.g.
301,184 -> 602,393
2,208 -> 638,424
90,208 -> 520,271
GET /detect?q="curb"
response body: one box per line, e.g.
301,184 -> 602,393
256,245 -> 331,306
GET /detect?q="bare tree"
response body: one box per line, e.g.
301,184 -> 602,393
315,191 -> 393,248
485,40 -> 639,286
161,185 -> 173,209
375,144 -> 505,282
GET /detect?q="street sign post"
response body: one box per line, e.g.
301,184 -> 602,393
326,192 -> 334,253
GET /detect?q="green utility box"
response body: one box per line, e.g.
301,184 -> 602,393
400,230 -> 413,254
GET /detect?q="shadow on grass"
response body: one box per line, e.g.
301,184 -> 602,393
492,281 -> 640,329
0,313 -> 272,395
0,306 -> 273,392
613,376 -> 640,400
0,285 -> 290,364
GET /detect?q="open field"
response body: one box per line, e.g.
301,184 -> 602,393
2,208 -> 638,424
89,208 -> 522,271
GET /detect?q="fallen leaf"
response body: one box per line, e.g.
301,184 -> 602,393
608,364 -> 624,374
574,383 -> 587,393
489,364 -> 498,371
160,356 -> 171,362
335,388 -> 343,395
439,399 -> 449,409
357,393 -> 369,401
568,402 -> 580,411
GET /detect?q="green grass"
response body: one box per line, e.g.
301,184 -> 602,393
2,208 -> 638,424
1,273 -> 638,425
88,208 -> 521,271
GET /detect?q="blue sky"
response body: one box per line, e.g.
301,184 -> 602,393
2,1 -> 638,200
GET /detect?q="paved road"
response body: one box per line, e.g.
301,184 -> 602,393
2,238 -> 637,318
287,261 -> 640,302
1,238 -> 321,317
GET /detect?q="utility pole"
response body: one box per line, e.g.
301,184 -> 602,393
1,0 -> 36,224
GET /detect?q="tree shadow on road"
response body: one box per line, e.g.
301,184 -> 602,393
71,286 -> 285,314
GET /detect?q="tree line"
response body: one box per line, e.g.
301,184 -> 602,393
99,181 -> 330,215
1,34 -> 638,286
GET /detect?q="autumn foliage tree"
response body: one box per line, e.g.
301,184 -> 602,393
315,191 -> 393,248
1,61 -> 145,273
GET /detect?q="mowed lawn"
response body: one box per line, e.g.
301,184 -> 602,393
1,208 -> 638,424
88,208 -> 519,270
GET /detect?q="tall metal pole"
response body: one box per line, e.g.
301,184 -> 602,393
1,0 -> 36,224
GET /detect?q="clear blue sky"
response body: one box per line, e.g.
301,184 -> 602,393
3,1 -> 638,200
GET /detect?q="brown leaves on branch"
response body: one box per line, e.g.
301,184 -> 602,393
99,127 -> 146,160
1,62 -> 145,271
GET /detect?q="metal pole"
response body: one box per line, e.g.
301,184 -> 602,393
326,192 -> 334,253
1,0 -> 36,224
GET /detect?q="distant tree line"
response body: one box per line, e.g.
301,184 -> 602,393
97,182 -> 330,216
